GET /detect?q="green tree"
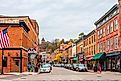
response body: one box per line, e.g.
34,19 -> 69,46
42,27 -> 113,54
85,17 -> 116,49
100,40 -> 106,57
78,32 -> 84,39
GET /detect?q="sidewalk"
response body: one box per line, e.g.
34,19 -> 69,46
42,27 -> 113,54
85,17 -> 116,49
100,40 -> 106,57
0,72 -> 37,79
88,70 -> 121,75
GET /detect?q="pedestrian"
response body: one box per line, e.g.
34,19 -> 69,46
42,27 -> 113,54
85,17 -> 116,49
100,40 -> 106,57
28,62 -> 31,72
97,63 -> 102,74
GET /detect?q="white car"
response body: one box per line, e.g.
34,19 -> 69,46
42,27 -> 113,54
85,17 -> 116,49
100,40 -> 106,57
39,64 -> 51,73
77,64 -> 88,72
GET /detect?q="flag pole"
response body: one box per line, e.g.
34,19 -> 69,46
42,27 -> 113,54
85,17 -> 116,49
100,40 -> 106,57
1,48 -> 4,74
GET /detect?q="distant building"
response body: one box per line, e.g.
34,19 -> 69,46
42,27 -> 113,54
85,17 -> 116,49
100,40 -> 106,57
39,38 -> 47,52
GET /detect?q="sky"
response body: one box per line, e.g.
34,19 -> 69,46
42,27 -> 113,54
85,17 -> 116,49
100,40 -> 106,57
0,0 -> 118,42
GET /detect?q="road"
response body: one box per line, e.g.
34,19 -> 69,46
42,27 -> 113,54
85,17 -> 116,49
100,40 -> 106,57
14,67 -> 121,81
11,67 -> 121,81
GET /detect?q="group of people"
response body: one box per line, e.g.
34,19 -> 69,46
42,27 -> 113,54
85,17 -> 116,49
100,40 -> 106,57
28,62 -> 40,72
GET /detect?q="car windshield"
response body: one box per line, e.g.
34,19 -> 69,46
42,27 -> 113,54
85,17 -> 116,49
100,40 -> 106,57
42,65 -> 50,68
78,64 -> 84,67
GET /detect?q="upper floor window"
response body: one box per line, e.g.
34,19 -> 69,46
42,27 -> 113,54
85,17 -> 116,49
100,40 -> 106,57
98,31 -> 100,39
114,19 -> 118,30
100,29 -> 103,38
114,35 -> 118,49
110,37 -> 113,50
92,36 -> 93,43
107,39 -> 110,50
94,35 -> 95,42
110,22 -> 113,33
103,28 -> 105,37
106,25 -> 110,35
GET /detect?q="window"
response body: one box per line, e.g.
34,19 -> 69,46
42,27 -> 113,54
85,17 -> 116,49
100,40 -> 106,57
100,29 -> 103,38
110,22 -> 113,33
103,42 -> 106,51
114,19 -> 118,30
114,36 -> 118,49
3,57 -> 7,67
15,60 -> 19,66
94,35 -> 95,42
92,36 -> 93,43
103,28 -> 105,36
106,25 -> 110,35
107,39 -> 110,50
94,45 -> 95,54
98,31 -> 100,39
110,38 -> 113,50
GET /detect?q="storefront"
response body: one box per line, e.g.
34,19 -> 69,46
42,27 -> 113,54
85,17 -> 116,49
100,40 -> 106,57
72,57 -> 78,63
86,55 -> 93,70
78,54 -> 84,63
92,52 -> 106,71
106,51 -> 121,72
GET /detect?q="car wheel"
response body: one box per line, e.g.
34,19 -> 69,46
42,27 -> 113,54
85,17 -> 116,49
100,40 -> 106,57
78,68 -> 80,72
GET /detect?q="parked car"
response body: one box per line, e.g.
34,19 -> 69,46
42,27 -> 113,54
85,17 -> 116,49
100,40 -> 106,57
72,63 -> 78,71
45,63 -> 52,70
54,64 -> 62,67
68,64 -> 73,70
39,64 -> 51,73
77,64 -> 88,72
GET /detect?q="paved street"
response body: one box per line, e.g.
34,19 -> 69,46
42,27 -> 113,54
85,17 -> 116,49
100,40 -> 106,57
10,67 -> 121,81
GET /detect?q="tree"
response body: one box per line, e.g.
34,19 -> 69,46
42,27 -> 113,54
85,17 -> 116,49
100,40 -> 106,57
78,32 -> 84,39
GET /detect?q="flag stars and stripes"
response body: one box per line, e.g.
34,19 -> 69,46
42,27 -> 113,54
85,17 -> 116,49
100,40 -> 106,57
0,28 -> 10,48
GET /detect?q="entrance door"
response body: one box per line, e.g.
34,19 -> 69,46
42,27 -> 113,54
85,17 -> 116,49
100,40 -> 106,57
14,59 -> 20,72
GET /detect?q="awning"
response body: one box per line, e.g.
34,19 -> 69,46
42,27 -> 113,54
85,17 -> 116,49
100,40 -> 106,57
73,57 -> 78,60
92,52 -> 106,60
106,51 -> 121,57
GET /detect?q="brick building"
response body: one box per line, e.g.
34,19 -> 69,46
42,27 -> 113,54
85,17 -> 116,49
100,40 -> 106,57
0,16 -> 39,73
75,35 -> 86,63
94,2 -> 121,72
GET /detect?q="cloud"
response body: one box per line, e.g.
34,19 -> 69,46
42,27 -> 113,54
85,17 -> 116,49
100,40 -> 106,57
0,0 -> 118,41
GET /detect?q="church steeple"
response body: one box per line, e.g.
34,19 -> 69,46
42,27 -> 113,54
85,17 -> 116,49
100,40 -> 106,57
41,38 -> 45,41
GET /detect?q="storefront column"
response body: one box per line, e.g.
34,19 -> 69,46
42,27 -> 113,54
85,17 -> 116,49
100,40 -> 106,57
111,57 -> 112,72
120,54 -> 121,73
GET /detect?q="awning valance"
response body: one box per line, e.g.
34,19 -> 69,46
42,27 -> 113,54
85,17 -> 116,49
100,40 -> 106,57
106,51 -> 121,57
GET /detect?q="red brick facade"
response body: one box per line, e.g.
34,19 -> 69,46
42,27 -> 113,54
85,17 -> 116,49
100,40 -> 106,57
0,16 -> 39,73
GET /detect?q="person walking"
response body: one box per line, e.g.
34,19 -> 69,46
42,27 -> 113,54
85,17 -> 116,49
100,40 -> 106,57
98,63 -> 102,74
28,62 -> 31,72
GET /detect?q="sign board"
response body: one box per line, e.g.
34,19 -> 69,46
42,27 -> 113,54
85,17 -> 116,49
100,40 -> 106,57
0,19 -> 19,24
28,48 -> 37,54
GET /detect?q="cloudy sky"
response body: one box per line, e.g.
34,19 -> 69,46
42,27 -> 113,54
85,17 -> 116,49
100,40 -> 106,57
0,0 -> 118,41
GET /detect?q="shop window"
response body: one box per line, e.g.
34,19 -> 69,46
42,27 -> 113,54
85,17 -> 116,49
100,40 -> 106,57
3,57 -> 7,67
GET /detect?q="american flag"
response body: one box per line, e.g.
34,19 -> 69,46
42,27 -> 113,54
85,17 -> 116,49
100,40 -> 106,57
0,28 -> 10,48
